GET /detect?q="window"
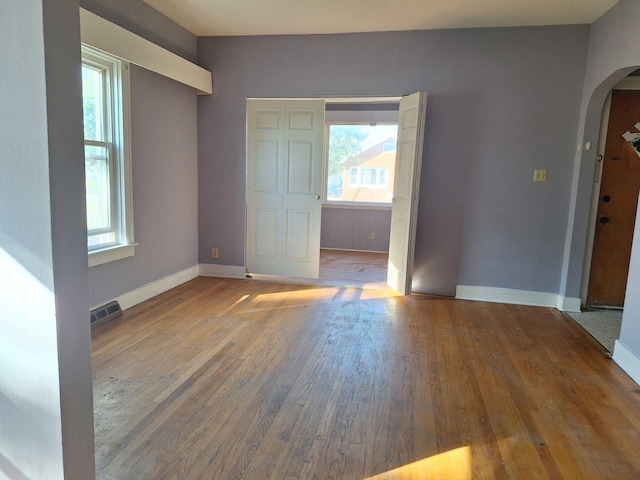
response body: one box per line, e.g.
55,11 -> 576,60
325,123 -> 397,205
349,167 -> 388,187
81,45 -> 134,266
382,142 -> 396,152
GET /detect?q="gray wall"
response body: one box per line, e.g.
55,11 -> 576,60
88,66 -> 199,308
321,207 -> 391,251
1,0 -> 94,478
197,26 -> 589,296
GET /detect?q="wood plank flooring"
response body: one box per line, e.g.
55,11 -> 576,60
319,249 -> 387,286
92,277 -> 640,479
250,249 -> 389,290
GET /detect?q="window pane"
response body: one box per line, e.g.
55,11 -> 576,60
85,144 -> 112,234
82,65 -> 104,142
327,124 -> 397,204
361,168 -> 377,186
379,169 -> 388,186
349,167 -> 358,187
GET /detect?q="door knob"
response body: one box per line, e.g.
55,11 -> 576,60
600,217 -> 610,224
314,194 -> 320,200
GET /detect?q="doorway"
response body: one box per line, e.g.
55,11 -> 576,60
586,84 -> 640,308
245,94 -> 427,293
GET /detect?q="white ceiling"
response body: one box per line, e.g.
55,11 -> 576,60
142,0 -> 618,37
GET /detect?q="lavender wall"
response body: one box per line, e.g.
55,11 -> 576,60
1,0 -> 94,477
321,207 -> 391,252
88,66 -> 199,308
197,26 -> 589,296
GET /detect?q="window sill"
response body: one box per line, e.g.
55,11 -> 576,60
88,243 -> 137,267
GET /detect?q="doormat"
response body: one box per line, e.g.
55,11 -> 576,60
567,310 -> 622,354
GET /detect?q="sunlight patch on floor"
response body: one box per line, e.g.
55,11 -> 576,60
364,446 -> 471,480
249,285 -> 399,306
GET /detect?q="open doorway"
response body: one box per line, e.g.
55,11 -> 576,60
245,94 -> 426,293
320,103 -> 399,289
583,74 -> 640,309
572,73 -> 640,352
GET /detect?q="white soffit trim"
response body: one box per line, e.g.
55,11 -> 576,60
79,8 -> 212,95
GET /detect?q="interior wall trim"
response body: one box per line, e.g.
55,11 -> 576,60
79,8 -> 212,95
97,264 -> 200,311
557,295 -> 582,312
613,340 -> 640,386
456,285 -> 581,312
199,264 -> 246,279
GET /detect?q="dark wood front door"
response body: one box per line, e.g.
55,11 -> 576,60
588,89 -> 640,307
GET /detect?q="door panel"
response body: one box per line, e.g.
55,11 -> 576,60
286,210 -> 311,260
387,92 -> 427,294
287,141 -> 314,194
289,110 -> 316,130
246,101 -> 284,275
255,209 -> 279,258
282,102 -> 324,278
255,141 -> 280,192
246,99 -> 324,278
588,89 -> 640,307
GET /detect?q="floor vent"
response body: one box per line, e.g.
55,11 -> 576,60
91,301 -> 122,328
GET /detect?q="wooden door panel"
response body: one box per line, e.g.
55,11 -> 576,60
588,89 -> 640,307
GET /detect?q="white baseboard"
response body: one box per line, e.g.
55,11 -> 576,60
557,296 -> 582,313
455,285 -> 574,310
613,340 -> 640,386
115,264 -> 199,310
199,263 -> 245,279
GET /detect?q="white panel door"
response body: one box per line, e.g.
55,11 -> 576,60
282,101 -> 324,277
246,99 -> 324,278
246,100 -> 285,275
387,92 -> 427,294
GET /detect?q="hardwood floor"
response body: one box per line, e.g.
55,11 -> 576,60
250,249 -> 389,290
92,277 -> 640,479
319,249 -> 387,287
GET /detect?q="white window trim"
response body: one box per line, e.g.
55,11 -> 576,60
82,44 -> 135,267
88,244 -> 137,267
323,122 -> 397,208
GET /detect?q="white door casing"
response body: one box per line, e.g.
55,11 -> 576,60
246,99 -> 325,278
387,92 -> 428,294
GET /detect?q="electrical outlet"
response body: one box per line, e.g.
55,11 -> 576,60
370,232 -> 376,240
211,247 -> 219,259
533,169 -> 548,182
